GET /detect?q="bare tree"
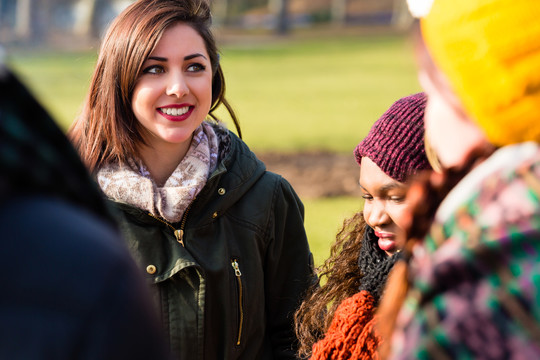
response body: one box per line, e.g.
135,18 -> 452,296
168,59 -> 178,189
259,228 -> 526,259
14,0 -> 32,40
211,0 -> 229,26
391,0 -> 413,30
331,0 -> 347,26
73,0 -> 98,37
269,0 -> 289,34
14,0 -> 51,43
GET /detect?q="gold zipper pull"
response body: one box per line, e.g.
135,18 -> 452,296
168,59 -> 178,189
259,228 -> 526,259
231,260 -> 242,277
231,259 -> 244,345
174,229 -> 185,247
148,213 -> 185,247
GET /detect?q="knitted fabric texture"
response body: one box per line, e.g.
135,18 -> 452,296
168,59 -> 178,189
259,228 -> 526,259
358,226 -> 400,303
421,0 -> 540,146
311,290 -> 381,360
309,227 -> 396,360
389,144 -> 540,358
354,92 -> 430,183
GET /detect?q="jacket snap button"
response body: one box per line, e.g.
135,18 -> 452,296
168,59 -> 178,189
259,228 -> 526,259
212,212 -> 218,218
218,188 -> 226,195
146,265 -> 157,274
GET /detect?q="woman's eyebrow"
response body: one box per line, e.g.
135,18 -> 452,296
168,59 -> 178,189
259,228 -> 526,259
148,56 -> 167,61
358,183 -> 403,193
146,53 -> 208,62
184,53 -> 207,61
380,183 -> 403,192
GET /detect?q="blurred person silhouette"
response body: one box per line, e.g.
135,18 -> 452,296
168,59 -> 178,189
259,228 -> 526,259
377,0 -> 540,358
0,58 -> 170,358
68,0 -> 315,358
294,93 -> 432,359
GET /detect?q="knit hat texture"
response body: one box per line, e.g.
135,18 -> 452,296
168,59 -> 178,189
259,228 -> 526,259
354,92 -> 431,183
420,0 -> 540,146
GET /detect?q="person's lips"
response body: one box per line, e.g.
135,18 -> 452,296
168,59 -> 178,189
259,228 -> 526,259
375,231 -> 397,253
157,103 -> 194,121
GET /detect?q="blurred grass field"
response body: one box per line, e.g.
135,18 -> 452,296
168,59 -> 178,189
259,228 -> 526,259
6,32 -> 420,266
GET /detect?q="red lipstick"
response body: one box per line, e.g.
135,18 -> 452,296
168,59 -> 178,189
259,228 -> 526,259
157,103 -> 193,122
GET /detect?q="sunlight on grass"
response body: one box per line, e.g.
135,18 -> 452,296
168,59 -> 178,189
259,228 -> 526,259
215,35 -> 420,153
6,34 -> 420,152
6,50 -> 97,132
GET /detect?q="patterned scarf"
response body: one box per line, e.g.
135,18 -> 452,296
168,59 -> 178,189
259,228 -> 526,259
97,122 -> 219,223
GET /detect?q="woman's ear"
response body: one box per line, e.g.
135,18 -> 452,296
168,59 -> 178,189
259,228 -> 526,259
211,68 -> 222,105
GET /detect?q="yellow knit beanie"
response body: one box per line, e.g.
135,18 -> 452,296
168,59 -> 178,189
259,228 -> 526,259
420,0 -> 540,146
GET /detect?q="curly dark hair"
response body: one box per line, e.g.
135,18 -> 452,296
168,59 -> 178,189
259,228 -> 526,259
294,212 -> 365,358
294,212 -> 398,359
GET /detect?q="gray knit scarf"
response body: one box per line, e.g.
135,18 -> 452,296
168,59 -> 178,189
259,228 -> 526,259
97,122 -> 219,223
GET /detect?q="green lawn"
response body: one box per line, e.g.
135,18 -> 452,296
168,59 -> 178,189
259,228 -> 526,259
218,35 -> 421,153
6,33 -> 420,153
5,32 -> 419,267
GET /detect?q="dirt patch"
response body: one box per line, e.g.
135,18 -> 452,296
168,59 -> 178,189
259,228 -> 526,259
256,151 -> 362,199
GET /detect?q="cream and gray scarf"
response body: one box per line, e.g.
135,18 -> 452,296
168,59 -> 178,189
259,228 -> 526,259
97,122 -> 219,223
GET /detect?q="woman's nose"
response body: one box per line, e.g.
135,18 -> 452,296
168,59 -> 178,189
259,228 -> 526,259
166,71 -> 189,98
366,200 -> 390,227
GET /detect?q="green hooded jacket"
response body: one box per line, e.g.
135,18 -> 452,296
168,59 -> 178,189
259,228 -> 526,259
109,128 -> 315,359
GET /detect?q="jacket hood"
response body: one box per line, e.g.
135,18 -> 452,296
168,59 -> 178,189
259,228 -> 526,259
194,124 -> 267,220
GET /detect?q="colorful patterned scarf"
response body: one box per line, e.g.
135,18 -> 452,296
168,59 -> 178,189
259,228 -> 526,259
97,122 -> 219,223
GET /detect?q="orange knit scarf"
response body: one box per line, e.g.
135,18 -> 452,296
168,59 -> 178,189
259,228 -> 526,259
311,290 -> 381,360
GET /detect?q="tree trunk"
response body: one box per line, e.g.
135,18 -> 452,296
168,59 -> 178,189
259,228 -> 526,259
391,0 -> 413,30
73,0 -> 97,37
212,0 -> 229,27
331,0 -> 347,26
14,0 -> 32,40
269,0 -> 289,35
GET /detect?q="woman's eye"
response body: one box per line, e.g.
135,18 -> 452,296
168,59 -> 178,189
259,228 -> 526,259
389,196 -> 405,203
142,65 -> 165,74
187,63 -> 206,72
362,194 -> 373,201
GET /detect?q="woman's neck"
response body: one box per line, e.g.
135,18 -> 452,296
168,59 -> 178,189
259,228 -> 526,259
138,137 -> 192,187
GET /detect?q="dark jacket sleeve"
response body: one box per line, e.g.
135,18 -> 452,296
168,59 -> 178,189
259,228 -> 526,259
263,177 -> 316,359
0,197 -> 171,360
79,225 -> 172,360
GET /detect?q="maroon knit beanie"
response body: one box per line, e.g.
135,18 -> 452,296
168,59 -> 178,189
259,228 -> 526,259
354,92 -> 431,183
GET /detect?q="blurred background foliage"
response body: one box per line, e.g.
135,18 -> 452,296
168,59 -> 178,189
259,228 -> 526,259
2,0 -> 420,266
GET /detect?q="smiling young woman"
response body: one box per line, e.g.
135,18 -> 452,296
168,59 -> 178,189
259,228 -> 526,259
359,156 -> 410,256
68,0 -> 315,359
294,93 -> 432,359
131,23 -> 214,186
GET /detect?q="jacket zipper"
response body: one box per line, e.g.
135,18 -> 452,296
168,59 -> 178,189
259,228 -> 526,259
231,259 -> 244,346
148,203 -> 192,247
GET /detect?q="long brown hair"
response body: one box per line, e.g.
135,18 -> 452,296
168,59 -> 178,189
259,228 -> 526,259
69,0 -> 240,173
294,212 -> 367,359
